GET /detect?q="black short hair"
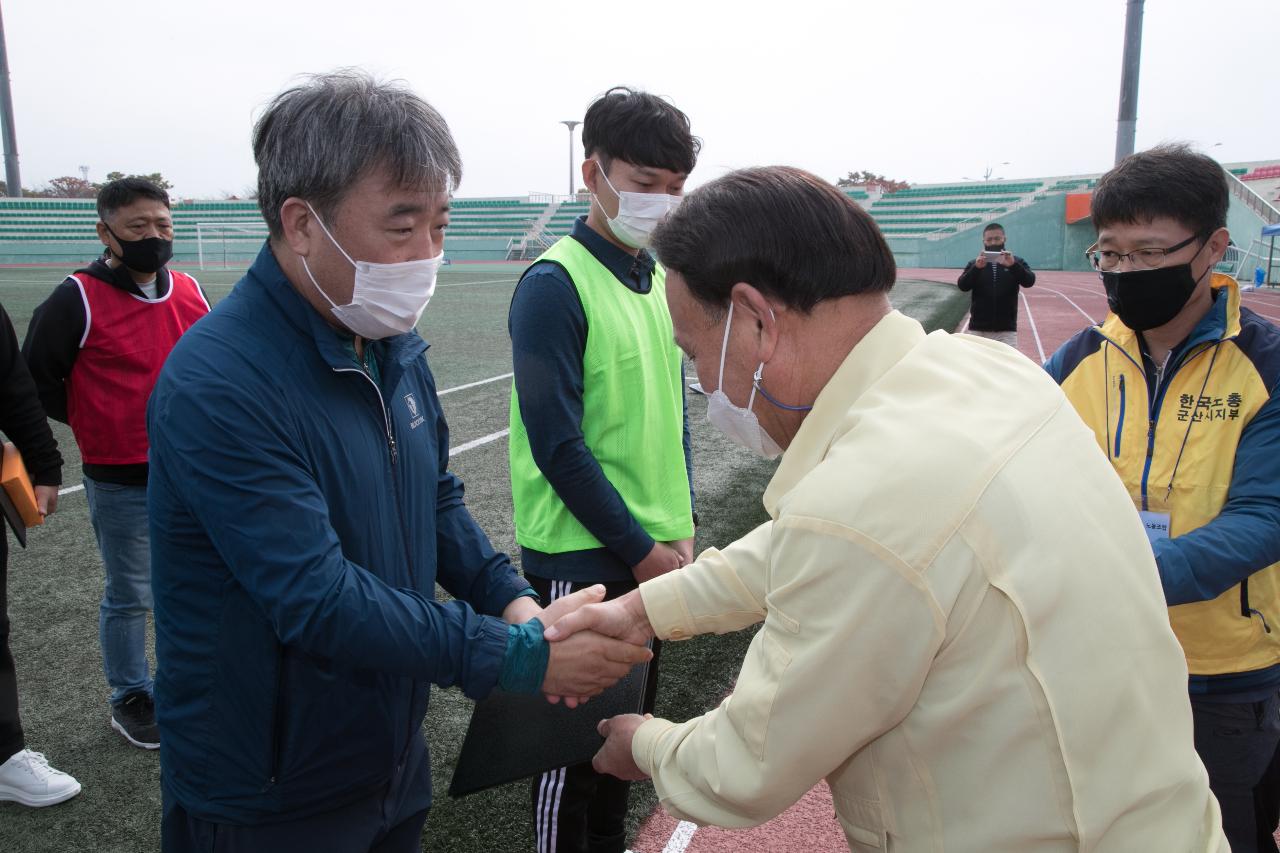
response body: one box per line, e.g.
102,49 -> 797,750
1091,143 -> 1228,236
96,178 -> 170,220
983,222 -> 1005,234
651,166 -> 896,314
582,87 -> 700,175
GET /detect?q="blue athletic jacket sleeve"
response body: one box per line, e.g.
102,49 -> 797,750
1155,386 -> 1280,605
431,390 -> 536,615
149,375 -> 510,700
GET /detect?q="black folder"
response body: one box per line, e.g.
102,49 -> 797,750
449,644 -> 659,798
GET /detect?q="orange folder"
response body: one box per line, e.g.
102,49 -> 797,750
2,442 -> 44,528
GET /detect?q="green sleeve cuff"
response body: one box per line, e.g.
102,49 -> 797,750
498,617 -> 550,694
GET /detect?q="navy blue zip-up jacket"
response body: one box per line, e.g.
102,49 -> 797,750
147,244 -> 530,824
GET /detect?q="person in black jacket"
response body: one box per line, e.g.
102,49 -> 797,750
0,300 -> 80,807
956,222 -> 1035,348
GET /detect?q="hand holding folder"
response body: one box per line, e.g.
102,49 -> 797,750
2,442 -> 45,548
450,589 -> 662,797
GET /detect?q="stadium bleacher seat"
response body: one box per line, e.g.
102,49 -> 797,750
1243,165 -> 1280,181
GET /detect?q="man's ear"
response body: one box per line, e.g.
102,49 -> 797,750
581,159 -> 600,197
728,282 -> 779,364
279,198 -> 319,257
1205,227 -> 1231,266
96,221 -> 115,256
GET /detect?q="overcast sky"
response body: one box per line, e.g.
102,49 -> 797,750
6,0 -> 1275,199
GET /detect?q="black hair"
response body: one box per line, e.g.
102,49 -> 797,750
651,166 -> 895,314
96,178 -> 170,220
983,222 -> 1005,234
1091,143 -> 1228,236
581,87 -> 700,174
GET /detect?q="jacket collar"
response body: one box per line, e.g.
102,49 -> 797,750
77,257 -> 170,299
242,242 -> 429,381
762,310 -> 925,517
569,216 -> 656,290
1097,272 -> 1240,362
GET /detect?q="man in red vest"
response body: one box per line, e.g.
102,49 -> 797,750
22,178 -> 209,749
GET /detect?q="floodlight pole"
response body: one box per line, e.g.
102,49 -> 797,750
560,120 -> 580,197
1114,0 -> 1145,165
0,3 -> 21,197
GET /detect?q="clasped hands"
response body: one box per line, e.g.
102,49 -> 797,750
503,585 -> 655,710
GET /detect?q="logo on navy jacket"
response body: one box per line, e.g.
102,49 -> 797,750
405,393 -> 425,429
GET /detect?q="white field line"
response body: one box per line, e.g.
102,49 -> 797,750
449,428 -> 509,457
1041,287 -> 1098,325
1020,291 -> 1046,363
55,374 -> 515,499
661,821 -> 699,853
437,372 -> 512,396
436,277 -> 519,289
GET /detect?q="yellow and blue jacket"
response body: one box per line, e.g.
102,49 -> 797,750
1046,274 -> 1280,695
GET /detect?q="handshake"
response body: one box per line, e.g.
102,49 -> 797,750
505,585 -> 656,708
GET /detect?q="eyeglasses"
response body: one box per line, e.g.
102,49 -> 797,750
1085,233 -> 1203,271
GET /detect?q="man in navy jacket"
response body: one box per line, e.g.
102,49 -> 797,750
147,71 -> 648,853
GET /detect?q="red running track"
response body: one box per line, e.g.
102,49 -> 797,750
627,268 -> 1280,853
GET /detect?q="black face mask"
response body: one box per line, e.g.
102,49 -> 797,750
1101,261 -> 1207,332
104,223 -> 173,274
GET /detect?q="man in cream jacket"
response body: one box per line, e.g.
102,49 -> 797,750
546,166 -> 1227,851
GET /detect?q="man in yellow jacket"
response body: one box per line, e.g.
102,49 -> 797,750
548,165 -> 1227,852
1043,144 -> 1280,853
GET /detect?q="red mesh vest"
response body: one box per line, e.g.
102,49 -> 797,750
67,270 -> 210,465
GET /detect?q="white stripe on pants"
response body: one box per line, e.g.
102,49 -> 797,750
536,580 -> 572,853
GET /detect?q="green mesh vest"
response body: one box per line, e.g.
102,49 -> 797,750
509,236 -> 694,554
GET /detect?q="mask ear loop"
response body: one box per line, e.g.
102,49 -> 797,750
753,308 -> 814,413
305,202 -> 357,268
589,160 -> 621,222
717,301 -> 735,400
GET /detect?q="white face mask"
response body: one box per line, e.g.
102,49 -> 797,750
301,202 -> 442,340
705,302 -> 784,460
591,160 -> 682,249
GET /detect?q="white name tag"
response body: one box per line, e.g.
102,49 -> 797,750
1139,510 -> 1171,544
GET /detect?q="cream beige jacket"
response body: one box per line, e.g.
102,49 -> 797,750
634,311 -> 1226,852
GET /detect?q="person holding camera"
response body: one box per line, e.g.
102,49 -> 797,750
956,222 -> 1035,348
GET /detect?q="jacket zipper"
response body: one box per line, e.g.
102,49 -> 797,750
332,366 -> 397,463
333,360 -> 420,766
1242,580 -> 1274,633
1114,375 -> 1126,457
267,645 -> 287,786
1097,335 -> 1212,512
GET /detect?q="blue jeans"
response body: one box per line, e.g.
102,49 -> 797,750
83,476 -> 153,705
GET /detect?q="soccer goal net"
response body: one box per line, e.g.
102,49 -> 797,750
195,220 -> 270,269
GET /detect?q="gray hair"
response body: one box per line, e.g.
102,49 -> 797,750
253,69 -> 462,237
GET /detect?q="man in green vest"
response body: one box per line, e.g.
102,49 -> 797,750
508,87 -> 699,853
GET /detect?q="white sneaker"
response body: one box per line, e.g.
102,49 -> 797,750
0,749 -> 82,807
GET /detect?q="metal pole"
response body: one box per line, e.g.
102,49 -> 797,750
0,3 -> 21,196
560,120 -> 580,197
1114,0 -> 1145,165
